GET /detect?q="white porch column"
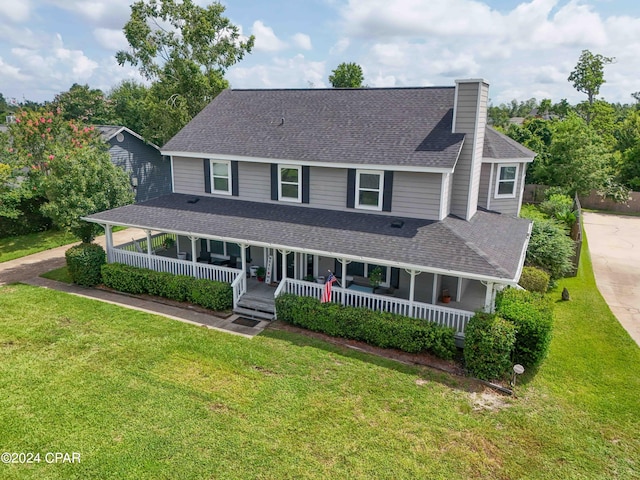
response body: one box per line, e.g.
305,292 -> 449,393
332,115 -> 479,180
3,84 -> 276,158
190,236 -> 197,264
145,229 -> 152,269
240,243 -> 247,292
341,258 -> 348,305
280,249 -> 289,280
484,282 -> 495,312
432,273 -> 439,303
405,269 -> 419,317
456,277 -> 463,302
105,224 -> 113,262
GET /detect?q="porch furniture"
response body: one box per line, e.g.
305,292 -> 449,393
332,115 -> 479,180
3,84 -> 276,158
197,251 -> 212,263
249,266 -> 259,277
348,284 -> 374,294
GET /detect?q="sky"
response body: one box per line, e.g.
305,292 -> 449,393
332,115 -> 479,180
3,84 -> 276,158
0,0 -> 639,106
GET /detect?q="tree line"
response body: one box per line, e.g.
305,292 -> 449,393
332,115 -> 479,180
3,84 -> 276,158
490,50 -> 640,197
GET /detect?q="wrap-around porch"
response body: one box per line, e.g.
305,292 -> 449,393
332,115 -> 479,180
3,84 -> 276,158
103,229 -> 497,337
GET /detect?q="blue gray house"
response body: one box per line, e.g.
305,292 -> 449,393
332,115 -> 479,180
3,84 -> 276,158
97,126 -> 172,202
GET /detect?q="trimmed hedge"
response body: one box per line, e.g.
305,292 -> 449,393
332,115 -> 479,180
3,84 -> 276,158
65,243 -> 106,286
518,266 -> 550,293
101,263 -> 233,311
496,288 -> 553,368
464,312 -> 516,381
275,294 -> 457,360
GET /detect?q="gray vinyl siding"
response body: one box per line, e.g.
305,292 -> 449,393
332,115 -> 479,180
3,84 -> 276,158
172,156 -> 205,195
450,80 -> 489,220
486,162 -> 528,217
108,131 -> 172,202
172,158 -> 442,219
478,163 -> 491,209
392,171 -> 441,219
237,162 -> 271,201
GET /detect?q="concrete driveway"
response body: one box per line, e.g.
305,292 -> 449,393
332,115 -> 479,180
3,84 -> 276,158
582,212 -> 640,347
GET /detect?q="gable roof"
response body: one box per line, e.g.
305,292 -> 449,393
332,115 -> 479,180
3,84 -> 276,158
96,125 -> 160,151
162,88 -> 465,170
85,193 -> 531,282
483,126 -> 536,160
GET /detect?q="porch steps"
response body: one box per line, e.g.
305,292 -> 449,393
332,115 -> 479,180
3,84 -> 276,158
234,295 -> 276,321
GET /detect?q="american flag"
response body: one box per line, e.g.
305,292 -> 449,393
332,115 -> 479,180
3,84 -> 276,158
320,272 -> 337,303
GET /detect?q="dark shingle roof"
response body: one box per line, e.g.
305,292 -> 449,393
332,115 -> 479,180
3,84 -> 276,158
86,194 -> 531,281
96,125 -> 122,141
162,88 -> 465,169
483,126 -> 536,160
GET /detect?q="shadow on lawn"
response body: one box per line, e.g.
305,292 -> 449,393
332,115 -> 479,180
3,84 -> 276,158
260,326 -> 483,394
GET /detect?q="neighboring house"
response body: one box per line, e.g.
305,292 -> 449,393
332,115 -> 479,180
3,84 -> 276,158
97,126 -> 172,202
85,79 -> 535,339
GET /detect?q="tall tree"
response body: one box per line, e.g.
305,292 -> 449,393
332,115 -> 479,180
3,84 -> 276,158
53,83 -> 117,124
3,109 -> 133,241
329,62 -> 364,88
116,0 -> 254,145
568,50 -> 614,117
108,80 -> 150,135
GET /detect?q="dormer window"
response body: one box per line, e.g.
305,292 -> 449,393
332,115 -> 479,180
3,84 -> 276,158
495,164 -> 518,198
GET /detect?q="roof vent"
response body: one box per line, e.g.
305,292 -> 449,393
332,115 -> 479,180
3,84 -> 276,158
187,197 -> 200,204
390,220 -> 404,229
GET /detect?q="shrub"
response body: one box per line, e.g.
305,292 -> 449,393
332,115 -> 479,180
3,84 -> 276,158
525,218 -> 575,279
539,193 -> 576,228
496,288 -> 553,368
65,243 -> 106,286
518,266 -> 550,293
101,263 -> 232,311
464,312 -> 516,381
275,294 -> 457,359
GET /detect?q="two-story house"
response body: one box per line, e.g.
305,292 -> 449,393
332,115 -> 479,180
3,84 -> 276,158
85,79 -> 534,338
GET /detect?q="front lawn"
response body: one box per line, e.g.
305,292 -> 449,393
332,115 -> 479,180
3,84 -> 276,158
0,237 -> 638,479
0,230 -> 77,263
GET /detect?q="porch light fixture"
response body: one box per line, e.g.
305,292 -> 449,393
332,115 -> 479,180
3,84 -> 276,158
510,364 -> 524,389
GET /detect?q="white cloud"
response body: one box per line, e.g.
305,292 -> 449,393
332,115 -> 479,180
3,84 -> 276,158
44,0 -> 131,29
93,28 -> 129,51
0,1 -> 32,23
330,37 -> 350,55
0,57 -> 26,82
228,54 -> 326,89
251,20 -> 288,52
291,33 -> 312,51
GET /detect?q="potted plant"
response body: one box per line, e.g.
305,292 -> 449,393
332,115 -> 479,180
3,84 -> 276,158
303,274 -> 316,282
256,266 -> 266,282
162,236 -> 176,250
369,267 -> 383,293
441,288 -> 451,303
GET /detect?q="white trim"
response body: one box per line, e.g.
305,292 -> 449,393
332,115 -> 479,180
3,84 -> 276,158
209,159 -> 232,195
487,163 -> 495,210
169,155 -> 175,194
355,169 -> 383,211
278,164 -> 302,203
494,163 -> 519,199
85,217 -> 520,285
101,126 -> 161,151
439,173 -> 448,220
452,83 -> 459,134
513,221 -> 533,284
482,156 -> 534,164
162,150 -> 455,174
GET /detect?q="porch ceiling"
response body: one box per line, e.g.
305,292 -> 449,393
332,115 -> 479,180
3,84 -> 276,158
84,194 -> 531,282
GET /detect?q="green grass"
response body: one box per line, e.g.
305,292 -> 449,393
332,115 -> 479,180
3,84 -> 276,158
0,230 -> 77,263
0,238 -> 638,479
40,266 -> 73,283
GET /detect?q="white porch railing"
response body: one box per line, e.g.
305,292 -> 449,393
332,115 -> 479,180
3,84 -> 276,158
109,248 -> 245,307
275,278 -> 473,335
118,232 -> 175,253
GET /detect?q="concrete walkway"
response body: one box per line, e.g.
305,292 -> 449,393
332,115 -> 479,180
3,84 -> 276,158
0,229 -> 266,338
582,212 -> 640,347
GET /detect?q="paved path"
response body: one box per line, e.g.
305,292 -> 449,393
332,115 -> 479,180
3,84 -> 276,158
0,229 -> 265,338
582,212 -> 640,347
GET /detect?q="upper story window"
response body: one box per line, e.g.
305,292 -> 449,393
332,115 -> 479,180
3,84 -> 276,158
495,164 -> 518,198
356,170 -> 383,210
279,165 -> 301,202
209,160 -> 231,195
